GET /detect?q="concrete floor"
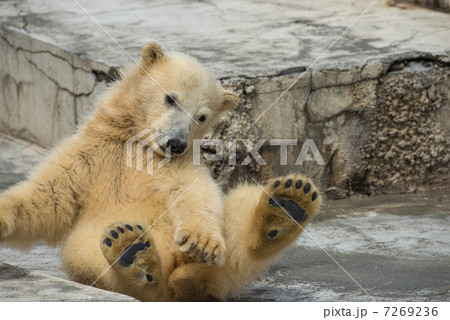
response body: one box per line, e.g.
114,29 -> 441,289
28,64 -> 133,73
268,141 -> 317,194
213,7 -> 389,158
0,134 -> 448,301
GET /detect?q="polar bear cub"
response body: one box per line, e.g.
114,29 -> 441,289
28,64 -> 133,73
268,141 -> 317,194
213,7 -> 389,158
0,43 -> 321,301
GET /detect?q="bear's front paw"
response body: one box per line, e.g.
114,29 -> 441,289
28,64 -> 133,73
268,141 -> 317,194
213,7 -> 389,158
174,229 -> 226,266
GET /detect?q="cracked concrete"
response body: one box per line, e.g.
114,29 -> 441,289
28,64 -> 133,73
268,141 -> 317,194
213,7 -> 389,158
0,0 -> 449,197
0,29 -> 112,146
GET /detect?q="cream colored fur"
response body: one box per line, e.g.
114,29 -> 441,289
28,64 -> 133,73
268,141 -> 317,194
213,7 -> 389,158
0,43 -> 321,301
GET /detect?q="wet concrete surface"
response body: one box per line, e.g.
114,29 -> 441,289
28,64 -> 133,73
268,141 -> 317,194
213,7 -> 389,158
0,135 -> 449,301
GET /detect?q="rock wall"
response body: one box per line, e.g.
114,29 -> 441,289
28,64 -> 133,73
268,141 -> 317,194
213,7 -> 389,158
1,27 -> 449,198
213,55 -> 450,198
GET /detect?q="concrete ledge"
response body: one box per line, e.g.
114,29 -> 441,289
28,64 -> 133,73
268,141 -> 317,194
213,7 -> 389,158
0,262 -> 136,301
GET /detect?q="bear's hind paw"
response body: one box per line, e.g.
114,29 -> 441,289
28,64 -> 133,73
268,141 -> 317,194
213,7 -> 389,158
250,174 -> 321,257
101,223 -> 161,289
265,174 -> 321,225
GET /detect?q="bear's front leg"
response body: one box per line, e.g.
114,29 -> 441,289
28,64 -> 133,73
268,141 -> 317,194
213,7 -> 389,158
0,159 -> 81,247
167,171 -> 226,266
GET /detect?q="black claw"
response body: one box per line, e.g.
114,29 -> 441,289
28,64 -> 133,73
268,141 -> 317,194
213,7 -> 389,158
295,180 -> 303,189
304,183 -> 311,194
125,224 -> 133,231
269,230 -> 278,238
285,179 -> 292,188
274,180 -> 280,187
146,274 -> 153,282
117,226 -> 124,233
312,192 -> 317,201
110,230 -> 119,239
137,225 -> 143,230
145,241 -> 150,247
103,238 -> 112,247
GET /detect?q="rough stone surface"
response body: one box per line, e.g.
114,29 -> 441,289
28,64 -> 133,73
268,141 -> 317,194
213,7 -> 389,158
0,136 -> 449,301
0,0 -> 449,198
211,58 -> 450,197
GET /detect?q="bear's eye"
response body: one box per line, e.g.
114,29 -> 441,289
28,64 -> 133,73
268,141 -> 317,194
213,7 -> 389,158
198,115 -> 206,123
165,94 -> 176,106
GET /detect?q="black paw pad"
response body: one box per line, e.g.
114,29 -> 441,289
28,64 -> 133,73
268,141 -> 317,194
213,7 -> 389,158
117,226 -> 125,233
119,242 -> 147,267
103,238 -> 112,247
269,198 -> 285,207
146,274 -> 153,282
270,198 -> 308,222
125,224 -> 133,231
269,230 -> 278,238
137,225 -> 143,230
285,179 -> 292,188
284,200 -> 307,222
303,183 -> 311,194
274,180 -> 280,187
312,192 -> 317,201
110,230 -> 119,239
295,180 -> 303,189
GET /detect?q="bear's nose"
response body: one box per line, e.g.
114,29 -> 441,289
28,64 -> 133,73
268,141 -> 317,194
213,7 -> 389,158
166,138 -> 187,155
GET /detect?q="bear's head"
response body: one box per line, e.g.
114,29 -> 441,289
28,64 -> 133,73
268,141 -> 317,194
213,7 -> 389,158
129,42 -> 239,157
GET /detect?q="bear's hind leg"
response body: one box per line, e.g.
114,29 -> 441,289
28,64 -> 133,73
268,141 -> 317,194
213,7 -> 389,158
165,174 -> 322,301
194,174 -> 321,300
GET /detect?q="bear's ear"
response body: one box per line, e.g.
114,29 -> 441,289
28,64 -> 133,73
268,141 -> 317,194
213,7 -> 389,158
221,90 -> 239,111
141,42 -> 164,68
